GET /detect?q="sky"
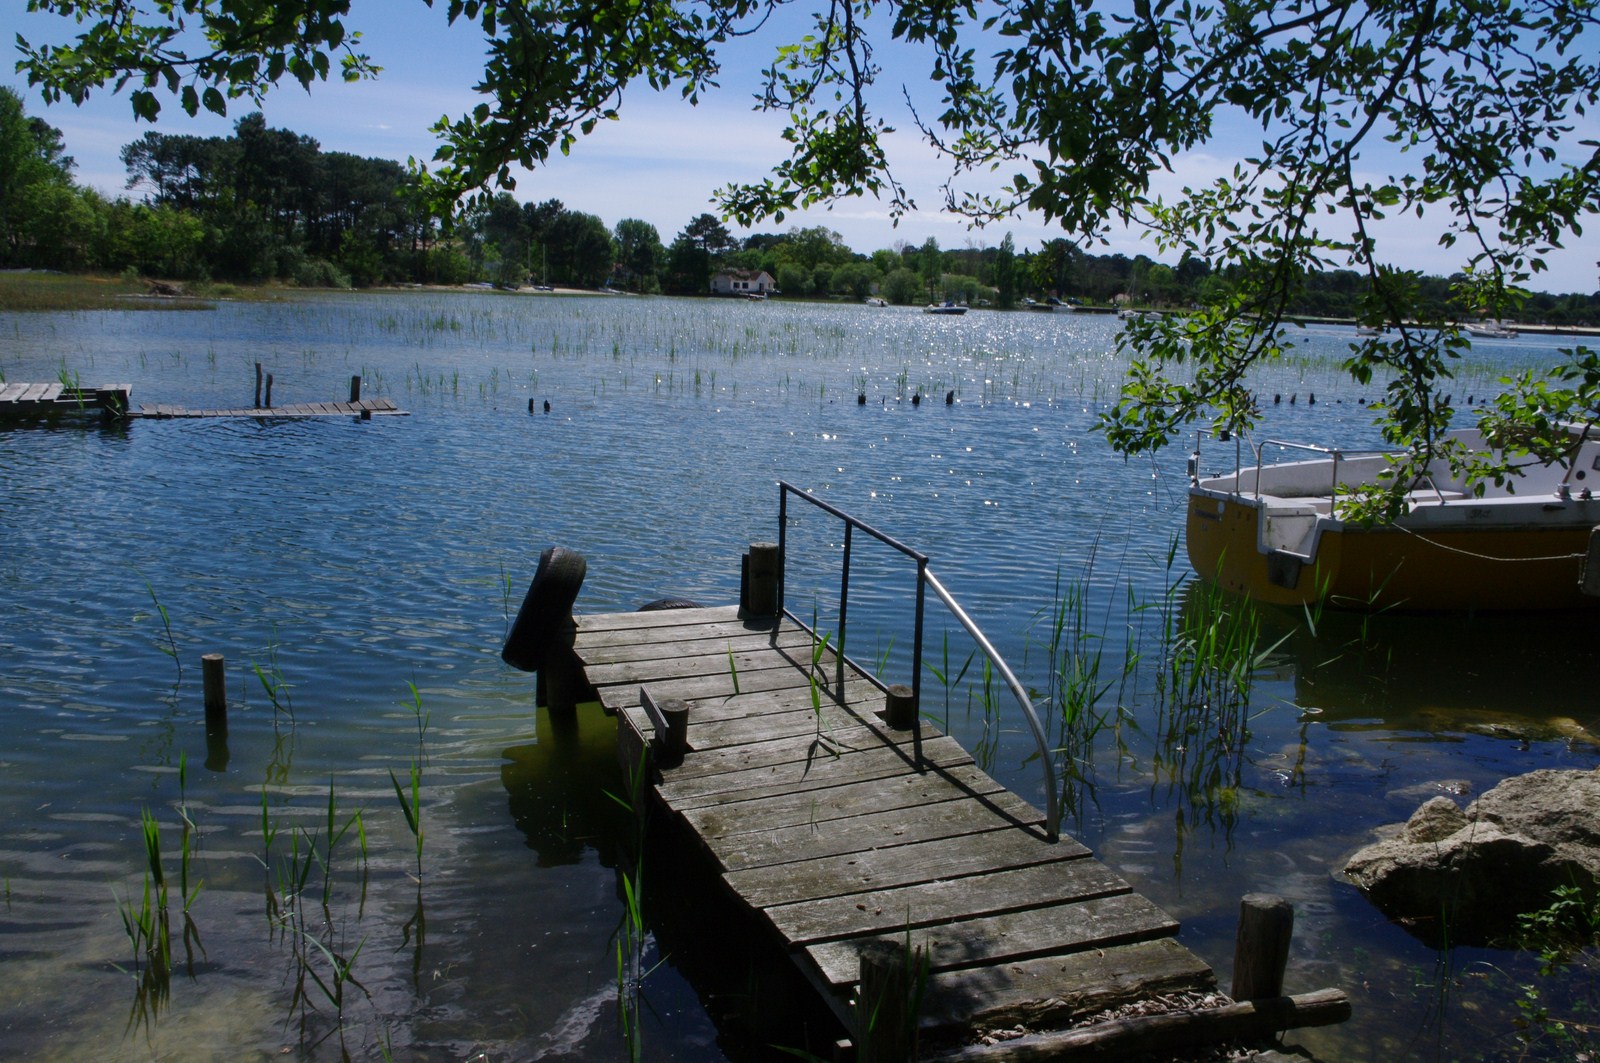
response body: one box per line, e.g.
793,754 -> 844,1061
7,3 -> 1600,292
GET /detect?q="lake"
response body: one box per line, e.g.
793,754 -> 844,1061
2,291 -> 1596,1061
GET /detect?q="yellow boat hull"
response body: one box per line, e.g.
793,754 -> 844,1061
1186,493 -> 1596,611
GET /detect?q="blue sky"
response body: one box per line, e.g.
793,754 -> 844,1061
7,2 -> 1600,291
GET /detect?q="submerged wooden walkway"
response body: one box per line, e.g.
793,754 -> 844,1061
0,381 -> 404,421
132,397 -> 404,419
569,604 -> 1346,1057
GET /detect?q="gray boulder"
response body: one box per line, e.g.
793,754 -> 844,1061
1342,768 -> 1600,945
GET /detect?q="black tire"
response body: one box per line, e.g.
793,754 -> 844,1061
637,598 -> 701,612
502,546 -> 587,672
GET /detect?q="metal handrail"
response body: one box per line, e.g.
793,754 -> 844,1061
1249,439 -> 1393,501
776,481 -> 1060,842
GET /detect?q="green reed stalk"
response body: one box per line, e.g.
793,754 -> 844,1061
176,753 -> 201,914
142,579 -> 182,680
403,681 -> 430,749
251,626 -> 292,720
923,630 -> 975,733
389,762 -> 424,881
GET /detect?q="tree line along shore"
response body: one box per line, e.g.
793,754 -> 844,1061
6,89 -> 1600,325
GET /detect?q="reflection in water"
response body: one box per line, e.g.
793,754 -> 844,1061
1278,606 -> 1600,735
501,702 -> 626,869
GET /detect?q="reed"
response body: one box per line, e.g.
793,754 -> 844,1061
175,753 -> 201,917
402,680 -> 431,751
251,626 -> 292,720
923,630 -> 976,733
141,579 -> 182,681
603,745 -> 660,1062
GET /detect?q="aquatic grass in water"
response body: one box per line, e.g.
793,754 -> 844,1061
140,579 -> 182,682
251,626 -> 293,720
605,746 -> 663,1063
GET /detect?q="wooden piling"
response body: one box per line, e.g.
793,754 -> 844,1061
349,374 -> 362,402
641,687 -> 691,767
1232,893 -> 1294,1000
746,542 -> 780,616
265,373 -> 274,409
884,683 -> 916,729
201,653 -> 228,740
254,362 -> 263,407
540,625 -> 590,717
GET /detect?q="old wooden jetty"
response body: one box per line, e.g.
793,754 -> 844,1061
131,396 -> 403,419
2,373 -> 403,422
518,486 -> 1349,1059
0,382 -> 130,419
133,365 -> 404,419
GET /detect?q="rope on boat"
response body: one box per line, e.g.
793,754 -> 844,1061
1392,522 -> 1586,563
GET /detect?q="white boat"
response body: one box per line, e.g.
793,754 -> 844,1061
1186,425 -> 1600,611
1466,320 -> 1517,339
864,296 -> 887,307
924,301 -> 968,315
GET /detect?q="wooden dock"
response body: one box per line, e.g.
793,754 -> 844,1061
0,379 -> 403,421
568,603 -> 1347,1058
0,382 -> 130,418
131,397 -> 404,419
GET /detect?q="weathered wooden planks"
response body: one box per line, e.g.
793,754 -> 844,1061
568,604 -> 1235,1049
132,396 -> 404,419
0,382 -> 130,419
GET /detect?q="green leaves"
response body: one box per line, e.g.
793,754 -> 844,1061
18,0 -> 379,124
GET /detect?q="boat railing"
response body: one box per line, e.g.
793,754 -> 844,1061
1249,439 -> 1394,501
775,481 -> 1059,842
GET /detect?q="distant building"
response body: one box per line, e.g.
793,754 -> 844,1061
711,270 -> 776,297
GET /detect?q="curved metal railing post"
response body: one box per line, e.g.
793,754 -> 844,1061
922,569 -> 1059,842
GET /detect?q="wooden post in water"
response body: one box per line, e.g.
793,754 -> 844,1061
857,941 -> 916,1063
265,373 -> 274,409
541,625 -> 590,718
884,684 -> 916,729
202,653 -> 230,771
202,653 -> 227,733
254,362 -> 263,407
349,374 -> 362,403
1232,893 -> 1294,1000
747,542 -> 780,617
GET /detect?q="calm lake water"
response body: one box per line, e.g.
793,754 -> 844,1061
2,291 -> 1596,1061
